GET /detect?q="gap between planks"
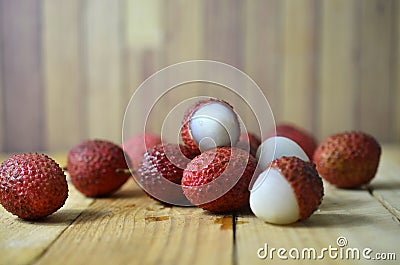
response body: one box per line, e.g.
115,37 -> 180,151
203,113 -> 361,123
367,188 -> 400,221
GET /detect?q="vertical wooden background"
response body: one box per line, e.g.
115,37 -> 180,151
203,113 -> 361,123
0,0 -> 399,153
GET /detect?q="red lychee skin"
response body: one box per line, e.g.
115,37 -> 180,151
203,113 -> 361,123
0,153 -> 68,220
313,131 -> 381,188
122,133 -> 161,169
182,147 -> 257,213
268,123 -> 318,160
269,156 -> 323,221
236,132 -> 261,157
181,98 -> 237,153
136,143 -> 199,204
67,140 -> 130,197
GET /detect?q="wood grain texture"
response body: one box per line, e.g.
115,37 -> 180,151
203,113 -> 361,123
0,178 -> 93,265
244,0 -> 284,126
204,0 -> 244,69
164,0 -> 204,65
36,179 -> 233,265
43,0 -> 85,151
318,0 -> 358,139
1,146 -> 400,265
281,0 -> 318,132
370,145 -> 400,219
0,0 -> 400,151
395,1 -> 400,143
0,14 -> 3,153
123,0 -> 164,137
203,0 -> 245,130
359,0 -> 394,142
83,0 -> 124,143
0,0 -> 44,152
236,183 -> 399,265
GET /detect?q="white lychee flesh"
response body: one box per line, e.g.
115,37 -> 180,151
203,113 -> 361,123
250,168 -> 300,224
189,102 -> 240,152
256,136 -> 309,171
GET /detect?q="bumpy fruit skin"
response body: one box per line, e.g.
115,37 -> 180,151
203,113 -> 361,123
269,156 -> 323,220
0,153 -> 68,220
236,132 -> 261,157
122,133 -> 161,169
67,140 -> 130,197
182,147 -> 257,213
136,143 -> 199,204
269,123 -> 318,160
313,131 -> 381,188
181,98 -> 237,153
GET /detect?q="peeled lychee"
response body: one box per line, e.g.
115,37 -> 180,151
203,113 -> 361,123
250,156 -> 323,224
181,98 -> 240,153
0,153 -> 68,220
67,139 -> 130,197
256,136 -> 309,171
236,132 -> 261,157
136,143 -> 199,205
122,132 -> 161,169
268,123 -> 318,159
313,131 -> 381,188
182,147 -> 257,213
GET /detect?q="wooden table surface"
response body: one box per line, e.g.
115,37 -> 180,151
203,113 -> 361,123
0,145 -> 399,265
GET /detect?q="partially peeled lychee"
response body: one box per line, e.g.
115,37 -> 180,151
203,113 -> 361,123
267,123 -> 318,159
181,98 -> 240,153
250,156 -> 323,224
256,136 -> 309,171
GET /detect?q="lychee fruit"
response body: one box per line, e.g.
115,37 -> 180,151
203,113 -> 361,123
122,132 -> 161,169
313,131 -> 381,188
268,123 -> 318,160
236,132 -> 261,157
135,143 -> 199,205
250,156 -> 323,225
181,98 -> 240,153
0,153 -> 68,220
256,136 -> 309,171
182,147 -> 257,213
67,139 -> 130,197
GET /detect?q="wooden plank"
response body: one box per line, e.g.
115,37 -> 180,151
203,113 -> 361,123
204,0 -> 243,69
123,0 -> 164,137
35,180 -> 233,265
395,1 -> 400,143
83,0 -> 124,143
42,0 -> 85,151
369,145 -> 400,219
244,0 -> 284,127
161,0 -> 206,142
281,0 -> 318,132
203,0 -> 244,110
359,0 -> 394,142
318,0 -> 358,139
236,184 -> 399,264
0,178 -> 94,265
164,0 -> 203,65
0,0 -> 44,152
0,15 -> 3,153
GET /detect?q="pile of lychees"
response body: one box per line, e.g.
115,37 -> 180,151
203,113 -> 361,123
0,98 -> 381,225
